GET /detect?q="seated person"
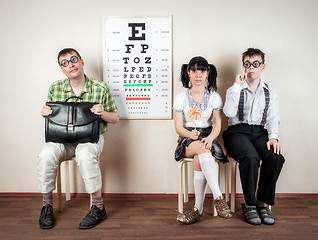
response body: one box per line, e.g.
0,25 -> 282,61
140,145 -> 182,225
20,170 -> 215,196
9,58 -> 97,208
38,48 -> 119,229
173,56 -> 231,225
222,48 -> 285,225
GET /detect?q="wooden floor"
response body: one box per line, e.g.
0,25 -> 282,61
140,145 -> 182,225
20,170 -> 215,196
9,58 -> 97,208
0,196 -> 318,240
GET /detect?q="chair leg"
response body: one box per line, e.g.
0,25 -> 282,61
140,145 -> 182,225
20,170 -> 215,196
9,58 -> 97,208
212,200 -> 217,216
230,160 -> 237,213
57,163 -> 62,212
178,160 -> 185,213
212,162 -> 220,217
225,162 -> 229,202
177,158 -> 229,217
56,156 -> 96,211
64,160 -> 71,201
227,157 -> 273,213
184,161 -> 189,203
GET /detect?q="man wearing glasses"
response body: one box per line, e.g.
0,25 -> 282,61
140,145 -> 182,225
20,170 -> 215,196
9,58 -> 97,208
222,48 -> 285,225
37,48 -> 119,229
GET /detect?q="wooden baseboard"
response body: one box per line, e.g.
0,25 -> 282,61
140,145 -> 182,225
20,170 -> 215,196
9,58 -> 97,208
0,192 -> 318,198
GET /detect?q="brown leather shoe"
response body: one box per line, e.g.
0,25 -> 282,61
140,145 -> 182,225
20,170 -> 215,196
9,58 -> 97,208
176,206 -> 203,225
214,196 -> 232,218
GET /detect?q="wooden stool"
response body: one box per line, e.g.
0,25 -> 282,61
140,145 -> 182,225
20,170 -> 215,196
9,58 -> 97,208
56,156 -> 93,211
228,156 -> 271,212
178,157 -> 229,215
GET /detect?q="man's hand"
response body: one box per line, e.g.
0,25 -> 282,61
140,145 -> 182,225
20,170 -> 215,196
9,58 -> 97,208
235,71 -> 247,86
267,138 -> 282,155
41,100 -> 52,117
90,103 -> 104,116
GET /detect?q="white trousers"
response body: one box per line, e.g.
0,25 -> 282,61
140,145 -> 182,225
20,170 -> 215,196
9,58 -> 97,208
37,135 -> 104,194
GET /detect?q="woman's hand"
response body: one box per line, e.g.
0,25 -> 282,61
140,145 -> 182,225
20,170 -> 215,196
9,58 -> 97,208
189,129 -> 200,140
201,136 -> 214,150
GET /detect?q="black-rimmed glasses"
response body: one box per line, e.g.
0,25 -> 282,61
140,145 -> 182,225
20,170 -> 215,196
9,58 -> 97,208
243,60 -> 263,69
60,56 -> 79,67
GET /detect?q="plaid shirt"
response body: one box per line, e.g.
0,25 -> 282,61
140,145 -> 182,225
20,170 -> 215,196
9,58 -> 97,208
47,76 -> 118,134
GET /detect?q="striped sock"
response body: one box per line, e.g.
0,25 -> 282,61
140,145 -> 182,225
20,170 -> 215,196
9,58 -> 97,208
42,195 -> 53,206
92,197 -> 104,210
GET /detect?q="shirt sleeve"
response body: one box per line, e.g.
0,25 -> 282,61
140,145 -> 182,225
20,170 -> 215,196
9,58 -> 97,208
266,86 -> 280,140
47,82 -> 58,102
47,85 -> 53,102
211,92 -> 223,110
223,83 -> 241,117
173,92 -> 185,112
104,85 -> 118,112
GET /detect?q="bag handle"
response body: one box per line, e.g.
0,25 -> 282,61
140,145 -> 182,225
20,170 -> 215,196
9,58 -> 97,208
64,96 -> 83,102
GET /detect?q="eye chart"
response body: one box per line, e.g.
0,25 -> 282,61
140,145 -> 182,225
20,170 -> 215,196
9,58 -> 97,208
103,16 -> 172,119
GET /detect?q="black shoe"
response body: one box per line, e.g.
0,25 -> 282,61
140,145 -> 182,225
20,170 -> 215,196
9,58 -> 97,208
257,207 -> 275,225
79,205 -> 107,229
39,204 -> 54,229
241,203 -> 261,225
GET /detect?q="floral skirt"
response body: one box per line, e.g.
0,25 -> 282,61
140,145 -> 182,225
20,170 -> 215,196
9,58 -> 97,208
174,127 -> 228,163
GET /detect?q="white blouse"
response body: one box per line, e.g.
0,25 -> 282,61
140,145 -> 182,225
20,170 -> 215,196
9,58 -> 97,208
173,89 -> 223,128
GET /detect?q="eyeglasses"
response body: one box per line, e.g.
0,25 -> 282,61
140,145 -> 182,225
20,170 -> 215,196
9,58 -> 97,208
60,56 -> 79,67
243,60 -> 263,69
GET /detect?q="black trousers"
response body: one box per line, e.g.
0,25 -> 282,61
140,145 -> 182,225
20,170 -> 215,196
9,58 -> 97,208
222,124 -> 285,206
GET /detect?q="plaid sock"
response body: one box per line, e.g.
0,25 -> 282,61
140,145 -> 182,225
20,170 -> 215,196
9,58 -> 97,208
92,197 -> 104,210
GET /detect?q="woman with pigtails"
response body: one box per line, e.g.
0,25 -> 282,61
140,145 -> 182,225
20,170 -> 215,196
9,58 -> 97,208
173,56 -> 232,224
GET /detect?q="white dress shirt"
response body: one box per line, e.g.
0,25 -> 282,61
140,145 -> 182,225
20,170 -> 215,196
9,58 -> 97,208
223,80 -> 280,140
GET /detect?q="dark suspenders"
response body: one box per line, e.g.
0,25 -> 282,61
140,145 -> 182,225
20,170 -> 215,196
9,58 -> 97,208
238,83 -> 270,126
238,90 -> 245,122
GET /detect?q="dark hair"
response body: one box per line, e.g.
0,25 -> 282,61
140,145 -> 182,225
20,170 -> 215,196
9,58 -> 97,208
180,56 -> 217,91
57,48 -> 82,65
242,48 -> 265,64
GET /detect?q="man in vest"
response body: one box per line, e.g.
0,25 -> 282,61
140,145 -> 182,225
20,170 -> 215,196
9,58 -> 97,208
222,48 -> 285,225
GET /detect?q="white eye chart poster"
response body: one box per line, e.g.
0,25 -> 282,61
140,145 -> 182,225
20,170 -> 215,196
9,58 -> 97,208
103,16 -> 172,119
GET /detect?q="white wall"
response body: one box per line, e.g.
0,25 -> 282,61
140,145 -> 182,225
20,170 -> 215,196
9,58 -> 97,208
0,0 -> 317,194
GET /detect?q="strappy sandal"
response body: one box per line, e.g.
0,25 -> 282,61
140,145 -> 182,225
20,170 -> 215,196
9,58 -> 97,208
176,206 -> 203,225
214,196 -> 232,218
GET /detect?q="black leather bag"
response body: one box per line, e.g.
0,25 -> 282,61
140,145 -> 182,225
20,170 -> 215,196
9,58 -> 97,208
45,96 -> 100,143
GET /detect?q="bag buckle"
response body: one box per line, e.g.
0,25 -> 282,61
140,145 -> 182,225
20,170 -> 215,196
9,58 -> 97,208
68,124 -> 74,131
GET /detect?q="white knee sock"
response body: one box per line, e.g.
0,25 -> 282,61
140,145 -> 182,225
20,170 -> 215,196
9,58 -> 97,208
194,170 -> 207,214
198,153 -> 222,199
